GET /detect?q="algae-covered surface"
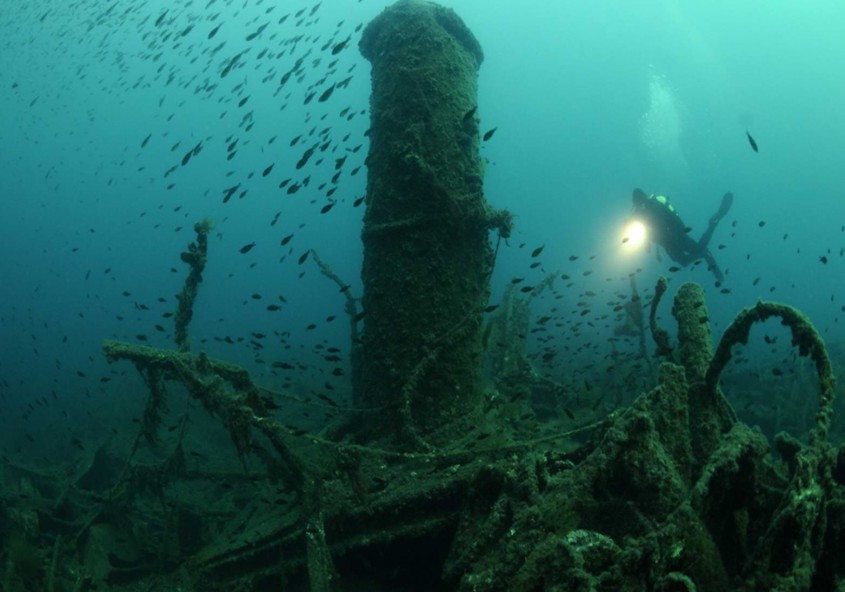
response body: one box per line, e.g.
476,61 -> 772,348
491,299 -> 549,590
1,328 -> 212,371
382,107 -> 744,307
3,1 -> 845,591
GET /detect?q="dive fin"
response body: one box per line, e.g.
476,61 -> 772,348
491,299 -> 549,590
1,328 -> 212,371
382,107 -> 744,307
715,192 -> 733,220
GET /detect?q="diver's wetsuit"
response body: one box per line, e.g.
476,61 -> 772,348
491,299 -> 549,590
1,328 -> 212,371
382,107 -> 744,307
632,188 -> 733,283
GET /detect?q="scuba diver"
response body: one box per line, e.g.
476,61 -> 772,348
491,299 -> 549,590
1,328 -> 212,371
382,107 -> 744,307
631,188 -> 734,283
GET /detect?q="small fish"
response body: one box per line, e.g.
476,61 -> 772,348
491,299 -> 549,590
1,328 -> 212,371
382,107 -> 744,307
746,131 -> 758,152
298,250 -> 310,265
819,255 -> 828,264
245,23 -> 268,41
280,233 -> 294,246
316,393 -> 339,406
141,133 -> 151,148
320,202 -> 335,214
353,196 -> 365,207
531,245 -> 545,258
266,304 -> 281,311
331,36 -> 351,55
296,146 -> 316,169
462,106 -> 477,122
482,127 -> 497,142
239,242 -> 257,254
223,184 -> 240,204
318,84 -> 336,102
263,164 -> 274,177
484,304 -> 499,313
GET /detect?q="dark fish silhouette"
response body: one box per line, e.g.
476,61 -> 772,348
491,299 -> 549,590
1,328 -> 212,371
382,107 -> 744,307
318,84 -> 335,102
239,242 -> 257,254
296,146 -> 316,169
746,131 -> 758,152
482,127 -> 497,142
246,23 -> 268,41
332,36 -> 351,55
223,184 -> 240,203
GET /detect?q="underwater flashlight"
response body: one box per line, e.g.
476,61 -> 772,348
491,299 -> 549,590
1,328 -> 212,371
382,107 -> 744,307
621,220 -> 647,251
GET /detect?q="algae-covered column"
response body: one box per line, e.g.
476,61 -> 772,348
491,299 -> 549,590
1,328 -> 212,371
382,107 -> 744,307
672,283 -> 736,463
358,0 -> 494,440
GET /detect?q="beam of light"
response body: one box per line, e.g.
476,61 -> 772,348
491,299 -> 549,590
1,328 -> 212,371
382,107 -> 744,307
620,220 -> 647,252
